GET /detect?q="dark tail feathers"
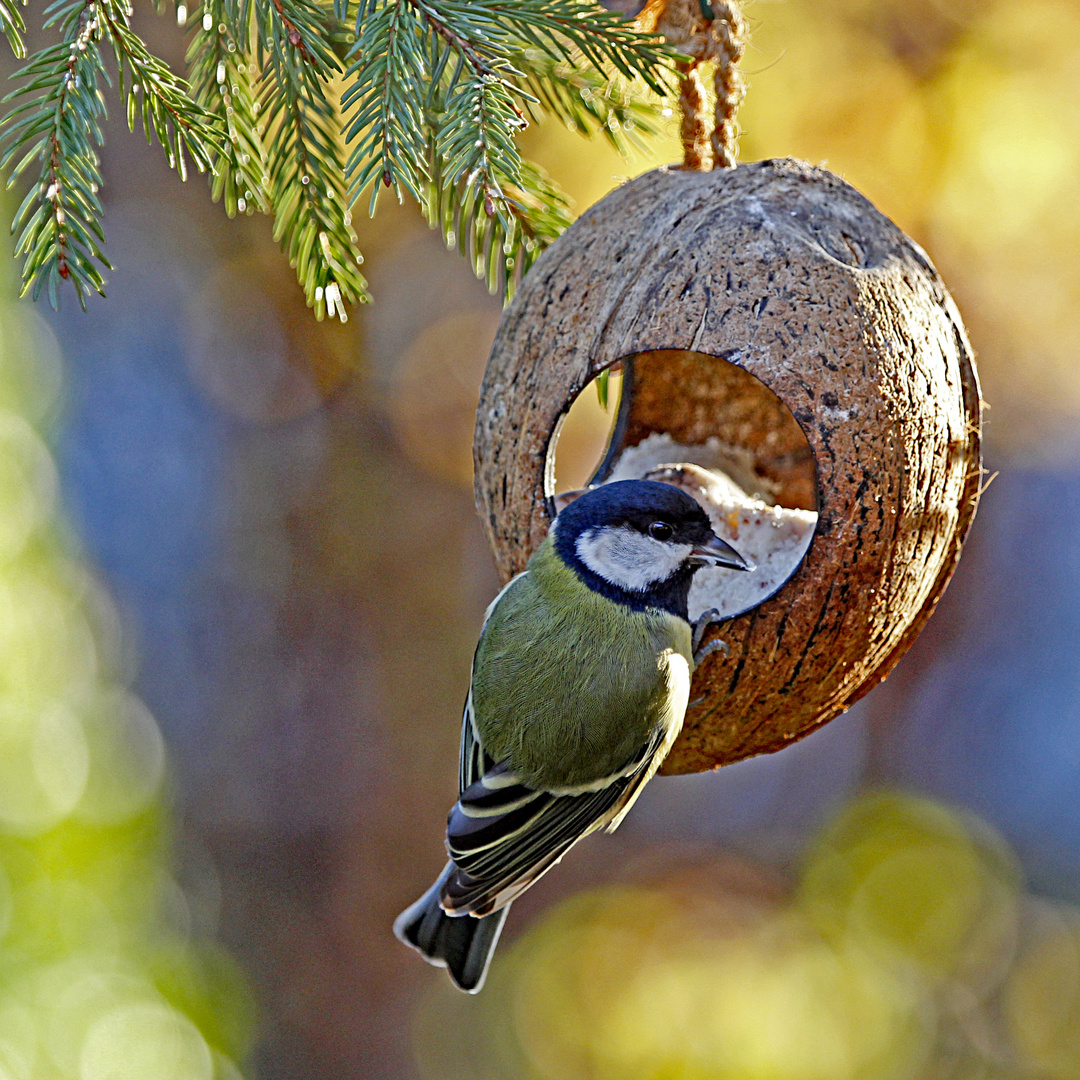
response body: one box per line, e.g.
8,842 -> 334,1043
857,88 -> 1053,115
393,863 -> 509,993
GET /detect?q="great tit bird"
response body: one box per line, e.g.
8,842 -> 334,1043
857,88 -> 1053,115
394,479 -> 751,992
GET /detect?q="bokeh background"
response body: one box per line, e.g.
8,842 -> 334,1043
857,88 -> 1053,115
3,1 -> 1080,1077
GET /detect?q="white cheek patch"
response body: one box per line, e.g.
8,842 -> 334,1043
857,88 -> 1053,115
575,526 -> 692,592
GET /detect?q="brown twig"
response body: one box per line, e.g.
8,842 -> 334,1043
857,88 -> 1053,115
46,0 -> 99,279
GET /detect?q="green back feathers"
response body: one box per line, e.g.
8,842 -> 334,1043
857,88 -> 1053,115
470,539 -> 692,790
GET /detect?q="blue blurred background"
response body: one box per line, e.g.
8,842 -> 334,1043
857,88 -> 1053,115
3,1 -> 1080,1078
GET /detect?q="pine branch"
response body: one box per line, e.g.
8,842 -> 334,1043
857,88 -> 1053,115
1,0 -> 110,308
0,0 -> 223,307
425,1 -> 673,95
256,0 -> 368,319
427,152 -> 572,297
344,0 -> 670,301
98,0 -> 223,180
438,70 -> 526,217
429,65 -> 574,295
342,1 -> 428,211
516,48 -> 660,154
0,0 -> 26,59
0,0 -> 675,315
187,1 -> 270,216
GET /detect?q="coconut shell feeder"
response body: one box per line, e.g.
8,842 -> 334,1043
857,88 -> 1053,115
472,2 -> 982,775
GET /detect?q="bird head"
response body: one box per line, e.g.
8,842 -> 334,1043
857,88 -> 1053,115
552,479 -> 750,615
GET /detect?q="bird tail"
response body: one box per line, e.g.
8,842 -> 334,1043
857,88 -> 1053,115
393,863 -> 509,993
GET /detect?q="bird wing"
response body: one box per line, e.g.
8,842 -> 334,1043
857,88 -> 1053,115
445,564 -> 690,918
458,690 -> 489,793
443,715 -> 667,917
458,568 -> 529,794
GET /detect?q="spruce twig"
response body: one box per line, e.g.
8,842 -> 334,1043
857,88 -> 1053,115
2,0 -> 110,307
0,0 -> 674,315
257,0 -> 368,317
0,0 -> 27,59
187,0 -> 271,217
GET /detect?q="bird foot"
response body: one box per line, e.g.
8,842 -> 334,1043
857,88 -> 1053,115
694,638 -> 730,665
692,608 -> 722,654
692,609 -> 730,666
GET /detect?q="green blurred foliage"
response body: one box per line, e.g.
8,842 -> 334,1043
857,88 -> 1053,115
799,792 -> 1021,983
0,301 -> 255,1079
412,792 -> 1080,1080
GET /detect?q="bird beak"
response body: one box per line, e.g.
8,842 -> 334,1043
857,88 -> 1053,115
690,536 -> 754,571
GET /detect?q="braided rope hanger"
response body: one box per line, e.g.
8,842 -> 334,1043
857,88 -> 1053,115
636,0 -> 747,170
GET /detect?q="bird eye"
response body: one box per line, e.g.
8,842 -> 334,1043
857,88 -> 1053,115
648,521 -> 674,541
